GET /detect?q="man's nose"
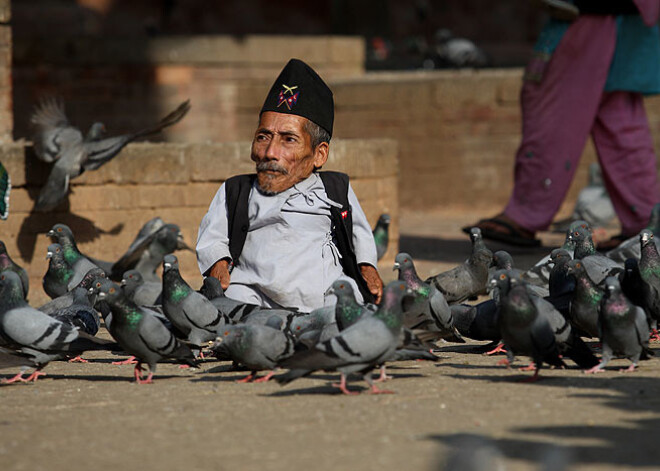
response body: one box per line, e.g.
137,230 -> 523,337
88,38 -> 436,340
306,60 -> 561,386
263,138 -> 282,161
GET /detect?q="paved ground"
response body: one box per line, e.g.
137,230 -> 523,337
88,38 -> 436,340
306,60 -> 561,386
2,210 -> 657,471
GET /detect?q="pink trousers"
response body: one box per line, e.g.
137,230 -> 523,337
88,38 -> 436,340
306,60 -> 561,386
503,15 -> 660,235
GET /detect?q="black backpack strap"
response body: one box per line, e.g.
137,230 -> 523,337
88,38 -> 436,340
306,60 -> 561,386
224,174 -> 256,266
319,171 -> 375,304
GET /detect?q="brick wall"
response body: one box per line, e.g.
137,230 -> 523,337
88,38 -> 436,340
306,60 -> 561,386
0,0 -> 10,142
0,139 -> 398,305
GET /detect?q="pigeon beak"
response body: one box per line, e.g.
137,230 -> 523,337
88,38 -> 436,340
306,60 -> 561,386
163,263 -> 171,270
545,259 -> 554,267
392,262 -> 400,271
46,230 -> 56,238
88,287 -> 95,295
46,251 -> 53,260
97,291 -> 107,300
325,286 -> 335,296
120,279 -> 126,286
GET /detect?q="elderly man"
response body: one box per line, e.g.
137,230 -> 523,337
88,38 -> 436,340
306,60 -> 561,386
196,59 -> 383,312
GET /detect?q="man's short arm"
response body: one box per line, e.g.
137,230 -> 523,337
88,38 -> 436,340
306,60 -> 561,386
196,183 -> 232,277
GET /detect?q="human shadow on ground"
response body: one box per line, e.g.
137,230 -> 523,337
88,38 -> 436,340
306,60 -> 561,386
399,235 -> 550,268
428,373 -> 660,467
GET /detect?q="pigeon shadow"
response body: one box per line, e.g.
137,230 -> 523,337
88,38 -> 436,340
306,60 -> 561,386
266,384 -> 367,397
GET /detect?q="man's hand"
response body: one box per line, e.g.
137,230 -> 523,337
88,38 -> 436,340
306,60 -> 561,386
209,258 -> 231,290
360,264 -> 383,304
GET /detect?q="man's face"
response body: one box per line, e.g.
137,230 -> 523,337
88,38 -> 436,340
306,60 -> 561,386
251,112 -> 328,194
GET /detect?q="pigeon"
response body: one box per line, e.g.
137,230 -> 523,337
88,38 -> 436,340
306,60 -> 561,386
394,252 -> 463,342
47,224 -> 99,289
493,270 -> 566,381
606,203 -> 660,264
545,248 -> 575,315
372,213 -> 391,261
489,250 -> 548,301
40,267 -> 106,315
565,259 -> 603,338
31,98 -> 191,211
161,254 -> 226,352
585,277 -> 652,373
0,271 -> 113,383
211,317 -> 296,383
0,160 -> 9,220
0,240 -> 28,299
567,225 -> 622,285
326,279 -> 375,331
288,305 -> 336,347
552,163 -> 615,231
637,229 -> 660,323
49,287 -> 101,337
94,277 -> 198,383
42,243 -> 75,299
199,276 -> 225,300
619,258 -> 652,320
450,299 -> 501,344
121,269 -> 162,306
425,248 -> 493,304
526,220 -> 590,287
432,29 -> 488,68
110,223 -> 192,282
277,280 -> 411,395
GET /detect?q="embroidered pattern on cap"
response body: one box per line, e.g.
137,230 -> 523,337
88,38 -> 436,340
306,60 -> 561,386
277,84 -> 299,110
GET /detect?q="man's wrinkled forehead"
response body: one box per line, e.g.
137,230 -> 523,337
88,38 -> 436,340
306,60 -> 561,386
255,112 -> 310,139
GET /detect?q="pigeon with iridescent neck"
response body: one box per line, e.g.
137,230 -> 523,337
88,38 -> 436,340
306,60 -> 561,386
277,281 -> 411,395
161,254 -> 226,353
638,229 -> 660,323
0,240 -> 28,299
47,224 -> 99,289
42,243 -> 74,299
394,252 -> 463,342
585,277 -> 652,374
94,277 -> 198,383
372,214 -> 390,261
606,203 -> 660,264
565,259 -> 603,338
0,272 -> 113,383
567,225 -> 622,285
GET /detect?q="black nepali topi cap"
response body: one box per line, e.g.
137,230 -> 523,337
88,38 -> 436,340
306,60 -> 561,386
260,58 -> 334,137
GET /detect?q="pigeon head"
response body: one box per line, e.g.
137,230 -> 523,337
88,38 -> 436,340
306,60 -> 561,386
78,268 -> 106,289
121,269 -> 143,287
491,250 -> 514,270
86,122 -> 106,141
163,254 -> 179,271
548,248 -> 572,267
377,214 -> 391,226
565,259 -> 587,277
88,277 -> 114,297
563,220 -> 590,248
47,224 -> 74,244
489,269 -> 513,295
326,279 -> 356,299
46,243 -> 62,260
95,280 -> 123,303
624,258 -> 639,275
216,325 -> 249,352
471,248 -> 493,266
604,276 -> 621,296
154,224 -> 182,254
639,229 -> 654,247
393,252 -> 415,273
200,276 -> 224,299
469,227 -> 482,241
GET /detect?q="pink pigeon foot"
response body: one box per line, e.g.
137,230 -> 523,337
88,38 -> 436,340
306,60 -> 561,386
373,366 -> 392,383
235,373 -> 255,383
113,356 -> 137,365
331,374 -> 359,395
253,371 -> 276,383
519,362 -> 536,371
368,384 -> 395,394
619,364 -> 637,373
485,343 -> 507,355
650,330 -> 660,342
68,356 -> 88,363
2,372 -> 28,384
178,364 -> 191,369
584,364 -> 606,374
23,370 -> 46,382
135,372 -> 154,384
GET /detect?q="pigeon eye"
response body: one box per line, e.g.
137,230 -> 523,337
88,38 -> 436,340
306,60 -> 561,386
57,228 -> 62,232
109,287 -> 115,294
499,274 -> 506,280
404,258 -> 408,263
296,326 -> 301,331
574,231 -> 579,236
224,331 -> 229,336
576,262 -> 581,268
339,284 -> 345,289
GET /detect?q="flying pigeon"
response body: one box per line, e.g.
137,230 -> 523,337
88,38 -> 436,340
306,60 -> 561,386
31,98 -> 191,211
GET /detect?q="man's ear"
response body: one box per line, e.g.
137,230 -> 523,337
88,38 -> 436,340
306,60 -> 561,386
313,142 -> 329,169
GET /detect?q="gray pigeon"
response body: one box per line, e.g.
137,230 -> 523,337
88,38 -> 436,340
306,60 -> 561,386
121,269 -> 161,306
211,317 -> 296,383
394,252 -> 463,342
277,280 -> 411,395
94,277 -> 198,383
606,203 -> 660,264
42,243 -> 74,299
0,271 -> 112,383
565,259 -> 603,338
426,249 -> 493,304
49,287 -> 101,338
161,254 -> 226,353
31,99 -> 191,211
493,271 -> 566,381
111,223 -> 192,282
39,267 -> 106,315
47,223 -> 100,289
568,225 -> 622,285
199,276 -> 225,300
637,229 -> 660,324
372,214 -> 391,261
585,277 -> 652,373
450,299 -> 500,344
0,240 -> 28,299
